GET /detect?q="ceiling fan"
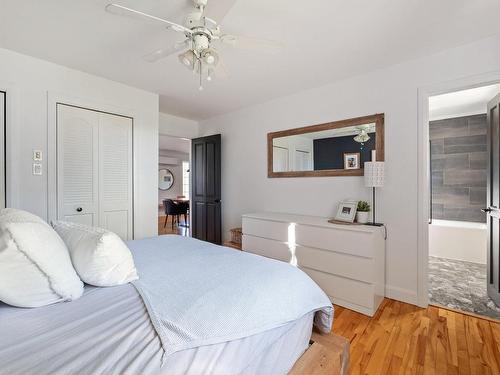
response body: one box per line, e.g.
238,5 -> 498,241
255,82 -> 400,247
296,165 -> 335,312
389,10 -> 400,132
105,0 -> 283,90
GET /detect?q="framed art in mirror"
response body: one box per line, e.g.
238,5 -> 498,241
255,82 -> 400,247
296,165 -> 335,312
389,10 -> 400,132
159,169 -> 174,190
267,113 -> 384,178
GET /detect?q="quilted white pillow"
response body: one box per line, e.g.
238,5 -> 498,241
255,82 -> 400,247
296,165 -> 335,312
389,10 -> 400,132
51,221 -> 138,287
0,209 -> 84,308
0,207 -> 46,224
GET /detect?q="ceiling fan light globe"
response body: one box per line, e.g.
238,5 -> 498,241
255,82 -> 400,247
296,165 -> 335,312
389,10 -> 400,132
178,50 -> 196,70
205,54 -> 215,64
201,48 -> 219,66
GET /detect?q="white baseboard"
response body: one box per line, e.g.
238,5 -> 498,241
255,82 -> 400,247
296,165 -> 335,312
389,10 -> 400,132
385,285 -> 418,306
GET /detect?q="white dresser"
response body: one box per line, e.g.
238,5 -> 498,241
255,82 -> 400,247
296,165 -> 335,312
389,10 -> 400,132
242,212 -> 386,316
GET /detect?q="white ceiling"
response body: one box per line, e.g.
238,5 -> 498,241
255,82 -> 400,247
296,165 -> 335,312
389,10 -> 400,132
429,84 -> 500,121
159,134 -> 190,153
1,0 -> 500,120
298,124 -> 376,140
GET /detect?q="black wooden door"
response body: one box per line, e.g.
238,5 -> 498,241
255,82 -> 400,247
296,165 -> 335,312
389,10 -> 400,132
191,134 -> 221,244
486,93 -> 500,306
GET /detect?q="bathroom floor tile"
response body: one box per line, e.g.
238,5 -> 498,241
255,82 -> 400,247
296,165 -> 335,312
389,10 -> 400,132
428,256 -> 500,320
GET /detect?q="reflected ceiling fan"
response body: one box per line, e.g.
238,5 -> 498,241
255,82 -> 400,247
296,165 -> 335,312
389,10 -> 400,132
105,0 -> 283,90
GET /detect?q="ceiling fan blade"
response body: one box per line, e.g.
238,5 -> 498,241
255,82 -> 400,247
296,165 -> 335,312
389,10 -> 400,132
204,0 -> 238,24
105,3 -> 192,34
143,40 -> 189,63
213,57 -> 230,79
219,34 -> 284,51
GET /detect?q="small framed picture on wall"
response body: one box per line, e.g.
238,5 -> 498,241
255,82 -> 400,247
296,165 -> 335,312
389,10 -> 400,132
334,201 -> 358,223
343,152 -> 361,170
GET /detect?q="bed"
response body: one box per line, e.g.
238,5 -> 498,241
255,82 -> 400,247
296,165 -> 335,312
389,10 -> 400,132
0,235 -> 333,375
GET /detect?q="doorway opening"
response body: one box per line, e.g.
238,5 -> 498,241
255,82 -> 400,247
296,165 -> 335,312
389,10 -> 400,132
427,83 -> 500,319
158,134 -> 191,237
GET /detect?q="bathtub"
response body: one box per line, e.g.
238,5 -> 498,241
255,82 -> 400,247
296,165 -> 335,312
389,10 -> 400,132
429,219 -> 487,264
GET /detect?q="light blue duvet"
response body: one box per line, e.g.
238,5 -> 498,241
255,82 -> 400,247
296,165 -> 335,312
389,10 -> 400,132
128,235 -> 333,360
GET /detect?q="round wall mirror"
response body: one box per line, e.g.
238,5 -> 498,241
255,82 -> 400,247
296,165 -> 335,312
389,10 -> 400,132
159,169 -> 174,190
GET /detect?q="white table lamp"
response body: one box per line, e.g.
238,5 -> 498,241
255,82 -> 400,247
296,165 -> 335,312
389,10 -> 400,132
364,161 -> 385,226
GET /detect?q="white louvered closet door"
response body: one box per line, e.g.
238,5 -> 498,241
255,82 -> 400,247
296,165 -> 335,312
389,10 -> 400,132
57,104 -> 99,226
57,104 -> 133,240
98,112 -> 133,240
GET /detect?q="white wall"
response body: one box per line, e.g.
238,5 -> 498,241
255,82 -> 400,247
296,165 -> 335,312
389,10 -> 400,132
0,47 -> 159,239
200,34 -> 500,305
429,83 -> 500,121
159,112 -> 199,139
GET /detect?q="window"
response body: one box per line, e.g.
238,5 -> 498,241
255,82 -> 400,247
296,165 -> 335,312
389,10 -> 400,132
182,161 -> 190,198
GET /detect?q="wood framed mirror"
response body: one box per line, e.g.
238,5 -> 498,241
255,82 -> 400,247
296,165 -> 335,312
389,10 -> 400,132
267,113 -> 384,177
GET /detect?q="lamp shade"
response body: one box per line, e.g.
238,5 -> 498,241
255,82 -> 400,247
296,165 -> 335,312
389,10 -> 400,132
364,161 -> 385,187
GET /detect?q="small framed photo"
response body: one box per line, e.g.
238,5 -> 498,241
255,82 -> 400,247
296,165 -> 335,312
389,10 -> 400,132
335,201 -> 358,223
343,152 -> 361,170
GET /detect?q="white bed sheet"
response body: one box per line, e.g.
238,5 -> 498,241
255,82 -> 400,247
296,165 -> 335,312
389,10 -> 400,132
0,284 -> 314,375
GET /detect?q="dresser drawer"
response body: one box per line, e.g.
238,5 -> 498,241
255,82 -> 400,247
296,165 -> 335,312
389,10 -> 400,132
241,212 -> 385,316
304,268 -> 375,310
242,234 -> 292,263
243,217 -> 290,243
295,224 -> 375,258
296,246 -> 374,283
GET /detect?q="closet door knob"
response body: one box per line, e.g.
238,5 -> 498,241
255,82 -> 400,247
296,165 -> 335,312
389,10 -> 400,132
76,207 -> 83,212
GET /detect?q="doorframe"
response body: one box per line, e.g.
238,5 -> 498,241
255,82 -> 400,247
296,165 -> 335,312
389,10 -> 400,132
47,91 -> 136,237
417,70 -> 500,307
0,90 -> 5,209
0,81 -> 19,210
158,132 -> 193,232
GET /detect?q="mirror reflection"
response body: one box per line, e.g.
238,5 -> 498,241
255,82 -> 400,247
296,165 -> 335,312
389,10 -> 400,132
272,123 -> 377,173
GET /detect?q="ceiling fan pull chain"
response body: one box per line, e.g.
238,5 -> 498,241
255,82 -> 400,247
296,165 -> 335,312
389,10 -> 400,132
199,60 -> 204,91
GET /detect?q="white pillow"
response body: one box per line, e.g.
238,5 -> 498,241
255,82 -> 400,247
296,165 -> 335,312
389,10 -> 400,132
51,221 -> 138,287
0,207 -> 46,224
0,209 -> 84,308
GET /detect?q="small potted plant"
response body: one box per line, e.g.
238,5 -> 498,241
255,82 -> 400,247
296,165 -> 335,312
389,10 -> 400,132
356,201 -> 370,224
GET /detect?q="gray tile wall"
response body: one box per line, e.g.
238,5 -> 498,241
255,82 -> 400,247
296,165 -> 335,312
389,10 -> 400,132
430,114 -> 487,223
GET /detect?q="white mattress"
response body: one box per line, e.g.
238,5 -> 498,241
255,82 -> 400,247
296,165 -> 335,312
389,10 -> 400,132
0,284 -> 314,375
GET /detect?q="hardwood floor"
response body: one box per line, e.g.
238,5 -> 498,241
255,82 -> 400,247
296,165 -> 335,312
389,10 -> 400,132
330,298 -> 500,375
158,215 -> 190,236
150,226 -> 500,374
